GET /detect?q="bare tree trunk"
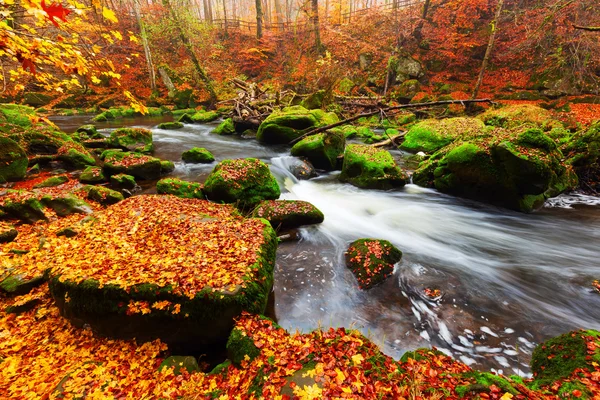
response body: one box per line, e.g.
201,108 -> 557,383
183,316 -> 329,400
207,0 -> 214,24
256,0 -> 263,38
203,0 -> 212,22
222,0 -> 228,34
471,0 -> 504,100
421,0 -> 431,18
273,0 -> 283,30
312,0 -> 323,51
158,67 -> 176,93
134,0 -> 156,91
162,0 -> 217,107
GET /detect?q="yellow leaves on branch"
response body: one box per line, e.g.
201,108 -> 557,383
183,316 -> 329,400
102,6 -> 118,23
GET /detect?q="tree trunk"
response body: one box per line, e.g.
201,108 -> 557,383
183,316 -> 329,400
312,0 -> 323,51
158,67 -> 176,94
273,0 -> 283,29
222,0 -> 228,35
256,0 -> 263,38
203,0 -> 212,22
471,0 -> 504,100
421,0 -> 431,19
162,0 -> 217,107
207,0 -> 214,24
133,1 -> 156,91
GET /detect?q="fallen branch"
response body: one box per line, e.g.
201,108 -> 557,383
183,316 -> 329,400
573,24 -> 600,32
290,98 -> 494,144
372,133 -> 406,147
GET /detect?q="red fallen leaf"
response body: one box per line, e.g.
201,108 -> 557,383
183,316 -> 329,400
573,389 -> 582,397
16,53 -> 36,74
41,0 -> 71,27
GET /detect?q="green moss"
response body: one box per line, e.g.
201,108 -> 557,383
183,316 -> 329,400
41,195 -> 91,217
256,106 -> 319,144
400,348 -> 447,363
456,371 -> 519,397
156,178 -> 204,199
109,174 -> 136,190
102,151 -> 162,180
290,130 -> 345,170
213,118 -> 235,135
1,196 -> 47,223
0,137 -> 28,182
181,147 -> 215,163
226,327 -> 261,367
160,160 -> 175,173
0,274 -> 46,295
178,110 -> 220,124
401,117 -> 487,153
203,158 -> 281,210
79,166 -> 106,183
209,360 -> 232,376
517,128 -> 557,152
87,186 -> 124,205
339,144 -> 408,189
0,226 -> 18,243
300,90 -> 329,110
478,104 -> 560,130
33,175 -> 69,188
57,148 -> 96,169
157,122 -> 184,130
109,128 -> 154,154
75,125 -> 98,136
556,380 -> 593,399
0,104 -> 35,127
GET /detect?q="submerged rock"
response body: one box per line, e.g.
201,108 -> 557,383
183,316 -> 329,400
41,195 -> 277,350
157,122 -> 184,130
290,130 -> 345,170
339,144 -> 408,189
251,200 -> 324,230
203,158 -> 280,210
413,126 -> 578,212
345,238 -> 402,289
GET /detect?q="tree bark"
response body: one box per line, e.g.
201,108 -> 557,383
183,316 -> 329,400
133,0 -> 156,91
421,0 -> 431,19
203,0 -> 212,22
158,67 -> 176,93
471,0 -> 504,100
222,0 -> 228,35
256,0 -> 263,38
162,0 -> 217,107
312,0 -> 323,52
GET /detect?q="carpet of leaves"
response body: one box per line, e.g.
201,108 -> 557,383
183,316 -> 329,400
10,195 -> 268,296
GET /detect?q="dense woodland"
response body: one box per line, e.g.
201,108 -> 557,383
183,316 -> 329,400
1,0 -> 600,399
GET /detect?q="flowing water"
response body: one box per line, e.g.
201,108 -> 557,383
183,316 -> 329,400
55,116 -> 600,376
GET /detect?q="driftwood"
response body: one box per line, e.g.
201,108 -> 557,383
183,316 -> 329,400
290,98 -> 494,144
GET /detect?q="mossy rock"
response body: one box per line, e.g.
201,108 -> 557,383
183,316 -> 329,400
530,330 -> 600,387
56,146 -> 96,169
413,127 -> 578,212
75,124 -> 98,137
562,121 -> 600,188
23,92 -> 52,107
213,118 -> 235,135
181,147 -> 215,163
79,166 -> 106,183
108,128 -> 154,154
251,200 -> 324,230
256,106 -> 339,144
1,195 -> 47,223
345,238 -> 402,289
158,356 -> 200,375
400,117 -> 487,154
0,274 -> 46,296
109,174 -> 137,190
156,178 -> 203,199
178,110 -> 220,124
391,79 -> 421,103
102,151 -> 162,180
33,175 -> 69,188
300,90 -> 329,110
0,137 -> 28,182
227,326 -> 262,367
478,104 -> 561,131
329,125 -> 358,139
339,144 -> 409,189
86,186 -> 124,205
0,223 -> 17,243
203,158 -> 281,210
160,160 -> 175,174
290,130 -> 345,170
157,122 -> 184,130
455,371 -> 519,398
0,104 -> 35,127
44,195 -> 278,351
56,227 -> 78,238
41,195 -> 92,217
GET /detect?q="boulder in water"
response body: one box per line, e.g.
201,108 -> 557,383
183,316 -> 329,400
339,144 -> 408,189
177,110 -> 219,124
213,118 -> 235,135
290,130 -> 345,170
157,122 -> 184,130
251,200 -> 324,230
181,147 -> 215,163
345,238 -> 402,289
288,158 -> 317,180
256,106 -> 338,144
108,128 -> 154,154
203,158 -> 280,210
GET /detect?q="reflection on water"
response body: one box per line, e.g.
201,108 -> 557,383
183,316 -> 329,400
55,118 -> 600,374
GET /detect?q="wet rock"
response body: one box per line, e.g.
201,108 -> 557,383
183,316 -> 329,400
213,118 -> 235,135
75,124 -> 98,137
0,137 -> 28,182
160,160 -> 175,174
256,106 -> 338,144
0,193 -> 47,223
345,238 -> 402,289
562,121 -> 600,189
290,130 -> 345,171
157,122 -> 184,130
288,158 -> 317,180
156,178 -> 203,199
400,117 -> 487,154
203,158 -> 280,210
102,150 -> 162,180
109,174 -> 137,190
108,127 -> 154,154
251,200 -> 324,230
181,147 -> 215,163
339,144 -> 409,189
178,110 -> 219,124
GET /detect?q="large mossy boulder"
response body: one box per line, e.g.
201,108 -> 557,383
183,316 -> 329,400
413,127 -> 578,212
0,221 -> 18,243
478,104 -> 560,130
0,104 -> 35,127
157,122 -> 184,130
203,158 -> 280,210
86,186 -> 124,205
213,118 -> 235,135
290,130 -> 345,170
256,106 -> 338,144
562,121 -> 600,189
251,200 -> 324,230
391,55 -> 425,83
40,195 -> 92,216
39,195 -> 277,350
156,178 -> 204,199
339,144 -> 408,189
530,330 -> 600,388
108,128 -> 154,154
56,144 -> 96,169
400,117 -> 487,154
109,173 -> 137,190
178,110 -> 219,124
79,166 -> 106,183
102,150 -> 162,180
181,147 -> 215,163
345,239 -> 402,289
0,192 -> 47,223
0,137 -> 28,182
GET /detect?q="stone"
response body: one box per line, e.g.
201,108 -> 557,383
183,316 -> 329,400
41,195 -> 92,217
102,150 -> 162,180
0,137 -> 28,182
79,166 -> 106,183
339,144 -> 409,189
213,118 -> 235,135
400,117 -> 487,154
203,158 -> 280,210
108,128 -> 154,154
86,186 -> 124,205
290,130 -> 345,171
109,174 -> 137,190
33,175 -> 69,188
251,200 -> 324,230
156,178 -> 203,199
0,193 -> 47,223
157,122 -> 184,130
0,222 -> 18,243
345,238 -> 402,289
181,147 -> 215,163
177,110 -> 220,124
256,106 -> 338,144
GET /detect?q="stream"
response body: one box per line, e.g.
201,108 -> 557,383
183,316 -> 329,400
53,115 -> 600,376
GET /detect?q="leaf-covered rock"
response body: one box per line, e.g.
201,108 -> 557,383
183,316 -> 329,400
478,104 -> 561,130
290,130 -> 345,170
0,221 -> 18,243
109,173 -> 137,190
102,150 -> 162,180
339,144 -> 408,189
41,195 -> 93,216
203,158 -> 280,210
33,175 -> 69,188
79,166 -> 106,183
345,238 -> 402,289
85,185 -> 124,205
251,200 -> 324,230
181,147 -> 215,163
178,110 -> 220,124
